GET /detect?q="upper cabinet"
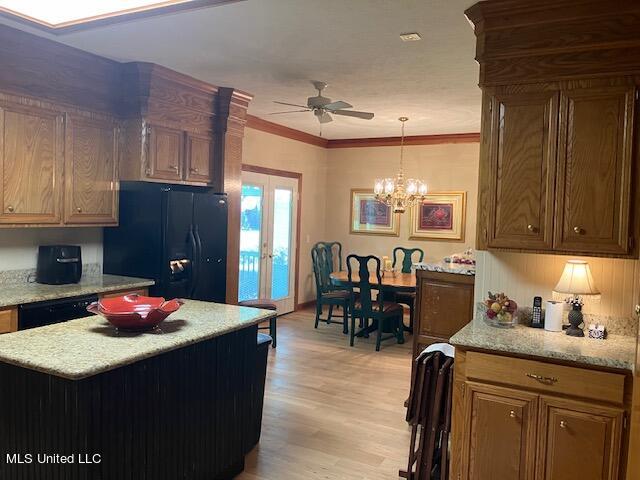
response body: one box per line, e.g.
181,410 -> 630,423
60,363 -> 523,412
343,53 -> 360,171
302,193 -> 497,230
467,0 -> 640,258
0,101 -> 64,225
146,124 -> 185,182
554,85 -> 635,255
64,113 -> 119,225
185,132 -> 213,183
487,90 -> 558,250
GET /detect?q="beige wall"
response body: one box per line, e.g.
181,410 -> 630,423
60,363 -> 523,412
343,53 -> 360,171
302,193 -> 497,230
475,251 -> 640,319
324,143 -> 480,265
242,128 -> 328,304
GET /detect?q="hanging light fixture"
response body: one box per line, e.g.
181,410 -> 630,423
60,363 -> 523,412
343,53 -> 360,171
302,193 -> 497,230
374,117 -> 428,213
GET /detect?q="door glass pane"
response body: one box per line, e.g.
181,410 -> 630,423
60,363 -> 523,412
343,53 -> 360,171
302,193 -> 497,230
239,184 -> 263,302
271,188 -> 292,300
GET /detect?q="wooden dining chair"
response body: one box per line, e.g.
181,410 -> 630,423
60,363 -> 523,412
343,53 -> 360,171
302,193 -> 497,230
392,247 -> 424,333
346,254 -> 404,351
311,244 -> 350,333
313,241 -> 343,272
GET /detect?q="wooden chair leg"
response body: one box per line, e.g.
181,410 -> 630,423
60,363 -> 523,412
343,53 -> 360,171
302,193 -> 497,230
314,302 -> 321,328
376,322 -> 383,351
327,305 -> 334,324
342,301 -> 348,334
270,317 -> 277,348
350,315 -> 356,346
397,315 -> 405,344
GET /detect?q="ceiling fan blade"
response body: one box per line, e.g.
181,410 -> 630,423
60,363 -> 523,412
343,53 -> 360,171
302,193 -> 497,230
318,112 -> 333,124
324,100 -> 352,111
268,110 -> 311,114
273,101 -> 309,109
332,109 -> 375,120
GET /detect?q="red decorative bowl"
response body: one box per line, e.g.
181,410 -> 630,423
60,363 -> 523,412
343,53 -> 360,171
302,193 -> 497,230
87,294 -> 184,331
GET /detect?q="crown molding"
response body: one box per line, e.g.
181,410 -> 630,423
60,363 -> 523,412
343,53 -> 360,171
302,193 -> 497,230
245,115 -> 480,149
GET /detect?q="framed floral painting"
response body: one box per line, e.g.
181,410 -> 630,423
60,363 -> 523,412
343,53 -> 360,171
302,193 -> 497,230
409,192 -> 466,240
350,189 -> 399,236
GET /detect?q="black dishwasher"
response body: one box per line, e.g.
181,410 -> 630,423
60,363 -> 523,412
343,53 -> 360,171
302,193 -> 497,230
18,294 -> 98,330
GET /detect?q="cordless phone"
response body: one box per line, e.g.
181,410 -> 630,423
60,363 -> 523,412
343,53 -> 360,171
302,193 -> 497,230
531,296 -> 543,328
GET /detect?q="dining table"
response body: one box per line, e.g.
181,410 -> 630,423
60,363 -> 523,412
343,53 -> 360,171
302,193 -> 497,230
330,270 -> 417,336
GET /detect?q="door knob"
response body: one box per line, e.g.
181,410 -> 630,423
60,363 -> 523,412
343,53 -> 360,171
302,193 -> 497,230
573,226 -> 582,234
6,205 -> 14,212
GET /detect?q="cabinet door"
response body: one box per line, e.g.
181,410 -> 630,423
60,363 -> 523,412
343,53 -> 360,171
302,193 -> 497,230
64,114 -> 118,225
462,382 -> 538,480
487,91 -> 558,250
537,396 -> 623,480
0,102 -> 63,224
146,124 -> 183,181
185,133 -> 213,183
554,85 -> 635,254
417,275 -> 474,345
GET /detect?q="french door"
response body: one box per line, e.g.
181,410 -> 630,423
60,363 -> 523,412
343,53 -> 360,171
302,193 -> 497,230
239,171 -> 298,314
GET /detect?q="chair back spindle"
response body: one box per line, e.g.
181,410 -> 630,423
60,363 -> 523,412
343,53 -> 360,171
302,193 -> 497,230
313,241 -> 343,272
346,254 -> 384,317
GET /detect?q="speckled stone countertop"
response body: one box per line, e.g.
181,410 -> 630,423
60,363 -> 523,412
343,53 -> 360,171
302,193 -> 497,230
450,318 -> 636,371
0,300 -> 275,380
0,274 -> 155,308
414,262 -> 475,276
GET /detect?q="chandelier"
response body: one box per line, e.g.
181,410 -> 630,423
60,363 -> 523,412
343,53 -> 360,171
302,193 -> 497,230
374,117 -> 428,213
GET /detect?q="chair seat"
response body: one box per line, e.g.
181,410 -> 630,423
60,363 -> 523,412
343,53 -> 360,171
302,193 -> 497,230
238,299 -> 277,311
322,290 -> 351,300
395,291 -> 416,304
354,300 -> 403,314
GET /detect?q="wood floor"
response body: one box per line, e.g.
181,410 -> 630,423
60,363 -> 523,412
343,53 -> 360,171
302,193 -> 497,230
237,308 -> 413,480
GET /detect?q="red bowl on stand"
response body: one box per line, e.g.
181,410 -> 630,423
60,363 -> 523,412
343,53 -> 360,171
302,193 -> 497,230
87,294 -> 184,331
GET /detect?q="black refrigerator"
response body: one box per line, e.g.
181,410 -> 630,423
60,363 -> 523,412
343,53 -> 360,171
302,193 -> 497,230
103,181 -> 227,302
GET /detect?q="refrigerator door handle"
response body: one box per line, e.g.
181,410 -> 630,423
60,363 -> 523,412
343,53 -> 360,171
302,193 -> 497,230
189,225 -> 199,298
193,225 -> 203,297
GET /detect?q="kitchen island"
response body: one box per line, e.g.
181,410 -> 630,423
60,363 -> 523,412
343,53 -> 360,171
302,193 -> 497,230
0,300 -> 275,480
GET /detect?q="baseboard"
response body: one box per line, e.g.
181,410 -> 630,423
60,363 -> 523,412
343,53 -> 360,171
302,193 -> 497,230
295,300 -> 316,311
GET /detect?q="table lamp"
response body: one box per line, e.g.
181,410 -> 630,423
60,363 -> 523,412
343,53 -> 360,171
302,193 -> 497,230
553,260 -> 600,337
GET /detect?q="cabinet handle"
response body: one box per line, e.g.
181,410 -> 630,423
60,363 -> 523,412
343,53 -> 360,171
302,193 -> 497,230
6,205 -> 14,213
509,410 -> 516,418
76,207 -> 82,213
190,167 -> 199,173
560,421 -> 567,429
527,224 -> 535,232
573,226 -> 582,234
169,165 -> 178,171
526,373 -> 558,384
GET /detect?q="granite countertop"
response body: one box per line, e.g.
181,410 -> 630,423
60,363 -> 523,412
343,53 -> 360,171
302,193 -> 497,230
0,300 -> 275,380
414,262 -> 475,276
450,318 -> 636,371
0,274 -> 155,308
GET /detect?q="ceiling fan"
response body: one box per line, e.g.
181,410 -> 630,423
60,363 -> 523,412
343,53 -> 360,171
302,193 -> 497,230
270,81 -> 375,124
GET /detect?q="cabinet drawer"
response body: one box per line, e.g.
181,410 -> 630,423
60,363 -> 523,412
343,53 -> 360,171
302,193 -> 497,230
99,288 -> 149,299
465,351 -> 625,405
0,308 -> 17,334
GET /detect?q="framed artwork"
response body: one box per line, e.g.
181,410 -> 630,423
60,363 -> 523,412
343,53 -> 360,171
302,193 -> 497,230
350,189 -> 399,236
410,191 -> 466,240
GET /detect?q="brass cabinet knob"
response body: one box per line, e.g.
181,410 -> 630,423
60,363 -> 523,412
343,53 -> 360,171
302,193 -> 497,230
573,226 -> 582,234
190,167 -> 199,173
169,165 -> 178,172
6,205 -> 14,212
527,224 -> 535,232
76,207 -> 82,213
509,410 -> 516,418
560,420 -> 567,429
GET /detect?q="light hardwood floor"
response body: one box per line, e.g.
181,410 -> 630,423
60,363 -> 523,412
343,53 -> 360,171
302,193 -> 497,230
238,308 -> 413,480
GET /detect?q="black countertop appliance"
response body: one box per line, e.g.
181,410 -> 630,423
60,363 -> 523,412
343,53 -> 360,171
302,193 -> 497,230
36,245 -> 82,285
103,182 -> 228,302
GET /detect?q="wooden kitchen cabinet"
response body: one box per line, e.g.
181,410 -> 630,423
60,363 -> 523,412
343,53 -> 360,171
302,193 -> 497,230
146,124 -> 184,182
537,396 -> 623,480
554,84 -> 635,255
462,382 -> 538,480
413,269 -> 474,356
64,113 -> 119,225
0,101 -> 64,225
486,90 -> 558,250
185,132 -> 213,183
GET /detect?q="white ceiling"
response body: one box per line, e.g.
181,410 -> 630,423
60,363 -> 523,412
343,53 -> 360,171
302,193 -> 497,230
0,0 -> 481,139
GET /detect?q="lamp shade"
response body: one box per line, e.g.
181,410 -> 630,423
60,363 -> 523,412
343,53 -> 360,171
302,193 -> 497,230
553,260 -> 600,296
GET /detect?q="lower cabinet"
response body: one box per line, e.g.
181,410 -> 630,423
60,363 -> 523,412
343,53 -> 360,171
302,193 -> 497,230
456,356 -> 626,480
462,383 -> 538,480
537,397 -> 623,480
